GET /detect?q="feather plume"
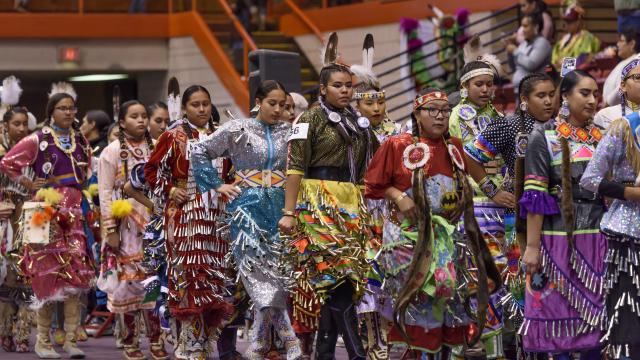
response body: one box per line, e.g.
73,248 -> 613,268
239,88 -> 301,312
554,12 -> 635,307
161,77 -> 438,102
112,85 -> 120,123
1,76 -> 23,106
49,82 -> 77,101
463,34 -> 482,64
479,53 -> 505,77
429,4 -> 444,19
362,33 -> 374,71
111,199 -> 133,219
167,77 -> 181,123
321,32 -> 339,67
27,112 -> 37,131
349,65 -> 379,89
35,188 -> 63,206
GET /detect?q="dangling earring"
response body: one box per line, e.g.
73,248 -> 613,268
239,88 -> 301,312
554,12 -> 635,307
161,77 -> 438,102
559,100 -> 570,119
519,102 -> 528,112
490,90 -> 495,102
460,88 -> 468,100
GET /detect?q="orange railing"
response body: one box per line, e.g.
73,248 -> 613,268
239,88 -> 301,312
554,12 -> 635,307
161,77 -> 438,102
283,0 -> 324,43
213,0 -> 257,83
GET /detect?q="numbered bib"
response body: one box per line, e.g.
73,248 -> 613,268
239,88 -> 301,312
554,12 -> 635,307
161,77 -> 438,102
289,123 -> 309,141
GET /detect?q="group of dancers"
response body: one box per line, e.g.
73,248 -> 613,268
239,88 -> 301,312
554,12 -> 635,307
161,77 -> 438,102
0,31 -> 638,360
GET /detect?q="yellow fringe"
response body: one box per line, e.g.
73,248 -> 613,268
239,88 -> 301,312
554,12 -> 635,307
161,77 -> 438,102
34,188 -> 63,206
111,199 -> 132,219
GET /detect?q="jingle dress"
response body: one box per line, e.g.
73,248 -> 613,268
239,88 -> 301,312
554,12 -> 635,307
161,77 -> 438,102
449,99 -> 508,357
364,133 -> 470,353
0,139 -> 33,349
287,105 -> 377,328
191,117 -> 302,359
144,119 -> 232,356
0,125 -> 94,306
98,138 -> 154,313
518,119 -> 605,352
580,113 -> 640,359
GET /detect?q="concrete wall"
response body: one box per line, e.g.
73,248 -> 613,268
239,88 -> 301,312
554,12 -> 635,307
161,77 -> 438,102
0,39 -> 168,71
167,37 -> 242,117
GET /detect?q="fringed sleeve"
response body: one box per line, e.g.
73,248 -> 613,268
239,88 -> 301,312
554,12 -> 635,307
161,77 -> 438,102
519,127 -> 559,218
190,122 -> 232,194
144,131 -> 175,196
0,133 -> 38,183
98,141 -> 119,231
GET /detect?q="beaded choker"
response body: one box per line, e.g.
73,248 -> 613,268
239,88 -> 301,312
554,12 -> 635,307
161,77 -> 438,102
555,119 -> 602,144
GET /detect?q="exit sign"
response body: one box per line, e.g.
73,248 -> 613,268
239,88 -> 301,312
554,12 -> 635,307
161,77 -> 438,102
58,47 -> 80,64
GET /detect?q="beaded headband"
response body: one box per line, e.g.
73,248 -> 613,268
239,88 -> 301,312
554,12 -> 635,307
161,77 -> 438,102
353,91 -> 385,100
460,68 -> 495,84
414,91 -> 448,110
622,57 -> 640,81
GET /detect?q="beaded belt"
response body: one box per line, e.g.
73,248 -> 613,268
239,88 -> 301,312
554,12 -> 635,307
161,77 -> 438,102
234,169 -> 285,188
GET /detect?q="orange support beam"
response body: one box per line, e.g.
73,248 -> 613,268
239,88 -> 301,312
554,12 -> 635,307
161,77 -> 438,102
170,12 -> 249,112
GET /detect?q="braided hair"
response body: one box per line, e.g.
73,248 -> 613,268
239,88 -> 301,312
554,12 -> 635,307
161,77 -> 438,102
517,72 -> 553,118
557,70 -> 595,248
118,100 -> 154,181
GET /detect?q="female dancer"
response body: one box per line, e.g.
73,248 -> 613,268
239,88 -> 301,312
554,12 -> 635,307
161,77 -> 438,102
98,100 -> 167,360
278,32 -> 377,360
79,110 -> 111,157
191,80 -> 302,359
144,85 -> 232,360
449,57 -> 508,359
594,55 -> 640,132
351,36 -> 396,359
464,72 -> 556,358
581,71 -> 640,360
0,98 -> 32,353
147,102 -> 169,140
0,92 -> 94,359
365,88 -> 493,359
520,70 -> 605,358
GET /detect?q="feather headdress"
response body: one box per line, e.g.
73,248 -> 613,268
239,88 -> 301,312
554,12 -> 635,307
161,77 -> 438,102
167,77 -> 181,123
461,35 -> 505,82
321,32 -> 340,68
48,81 -> 77,101
350,33 -> 380,90
1,76 -> 23,107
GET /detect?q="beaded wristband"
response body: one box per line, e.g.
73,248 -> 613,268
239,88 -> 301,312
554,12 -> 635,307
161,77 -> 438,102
478,176 -> 500,198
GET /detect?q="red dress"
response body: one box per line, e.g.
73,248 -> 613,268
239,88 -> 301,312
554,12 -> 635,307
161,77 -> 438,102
144,123 -> 232,326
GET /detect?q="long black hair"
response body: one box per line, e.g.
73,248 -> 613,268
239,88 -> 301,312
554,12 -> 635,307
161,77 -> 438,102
3,106 -> 28,123
84,109 -> 111,140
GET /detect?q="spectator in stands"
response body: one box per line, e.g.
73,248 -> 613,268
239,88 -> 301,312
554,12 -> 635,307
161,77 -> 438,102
13,0 -> 27,12
516,0 -> 555,43
508,14 -> 552,98
129,0 -> 145,13
551,5 -> 601,71
603,27 -> 640,107
615,0 -> 640,34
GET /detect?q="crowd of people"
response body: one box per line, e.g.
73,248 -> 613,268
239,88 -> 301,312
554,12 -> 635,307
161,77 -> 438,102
0,3 -> 640,360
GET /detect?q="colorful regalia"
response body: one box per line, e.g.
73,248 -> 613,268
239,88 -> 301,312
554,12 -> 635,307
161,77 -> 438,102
0,125 -> 95,305
364,133 -> 471,353
144,119 -> 232,359
449,98 -> 508,358
287,103 -> 377,319
518,118 -> 605,352
191,117 -> 302,359
580,113 -> 640,358
0,136 -> 33,353
98,135 -> 166,359
464,112 -> 545,332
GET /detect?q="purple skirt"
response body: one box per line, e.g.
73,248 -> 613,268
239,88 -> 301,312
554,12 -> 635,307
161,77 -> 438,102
520,230 -> 606,352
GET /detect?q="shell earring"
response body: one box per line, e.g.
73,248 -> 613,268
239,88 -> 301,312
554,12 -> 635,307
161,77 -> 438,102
519,102 -> 528,112
460,88 -> 468,99
559,100 -> 570,119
